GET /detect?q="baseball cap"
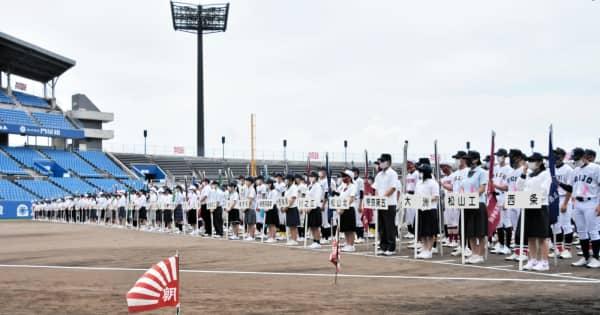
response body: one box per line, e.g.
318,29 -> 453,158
379,153 -> 392,162
526,152 -> 545,162
467,151 -> 481,161
452,151 -> 467,159
340,170 -> 354,178
585,149 -> 597,158
571,148 -> 585,161
553,147 -> 566,157
494,148 -> 508,157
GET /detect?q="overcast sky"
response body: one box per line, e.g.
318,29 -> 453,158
2,0 -> 599,161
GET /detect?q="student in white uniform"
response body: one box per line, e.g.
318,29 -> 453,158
518,153 -> 552,271
199,179 -> 212,235
490,149 -> 512,255
318,167 -> 336,243
255,176 -> 267,236
264,179 -> 280,243
404,160 -> 419,238
307,172 -> 324,249
283,174 -> 301,245
243,177 -> 257,241
550,148 -> 575,259
444,152 -> 469,257
338,170 -> 357,252
460,151 -> 488,264
415,164 -> 440,259
571,148 -> 600,268
352,167 -> 366,243
373,153 -> 400,256
226,183 -> 241,240
504,149 -> 529,262
439,162 -> 455,247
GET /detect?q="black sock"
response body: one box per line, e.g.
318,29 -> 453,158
314,239 -> 320,244
356,228 -> 364,239
592,240 -> 600,259
505,228 -> 512,248
497,228 -> 505,246
581,239 -> 591,260
556,232 -> 564,244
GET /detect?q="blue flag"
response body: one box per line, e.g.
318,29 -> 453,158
548,125 -> 560,225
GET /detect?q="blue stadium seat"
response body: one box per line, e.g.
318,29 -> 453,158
87,178 -> 127,193
0,179 -> 37,201
13,91 -> 50,108
121,179 -> 146,191
16,179 -> 67,200
41,149 -> 101,178
32,112 -> 76,129
0,152 -> 27,175
78,151 -> 129,179
0,108 -> 38,126
2,147 -> 52,175
0,89 -> 15,104
49,177 -> 97,195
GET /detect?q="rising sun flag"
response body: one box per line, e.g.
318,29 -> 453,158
126,255 -> 180,314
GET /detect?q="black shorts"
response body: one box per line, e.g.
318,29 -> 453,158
139,207 -> 147,220
156,210 -> 163,221
228,209 -> 240,224
417,209 -> 439,237
464,202 -> 487,238
286,207 -> 300,227
118,207 -> 126,219
187,209 -> 198,224
265,206 -> 280,225
164,210 -> 173,223
340,207 -> 356,232
307,208 -> 322,228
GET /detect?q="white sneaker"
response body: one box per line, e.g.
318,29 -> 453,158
505,253 -> 517,261
464,247 -> 472,257
376,249 -> 386,255
264,238 -> 277,243
548,251 -> 558,258
572,257 -> 589,267
560,250 -> 572,259
383,250 -> 396,256
286,240 -> 299,246
451,247 -> 462,257
320,239 -> 330,245
417,250 -> 432,259
586,258 -> 600,269
499,246 -> 512,255
523,259 -> 538,270
532,260 -> 549,272
309,242 -> 321,249
431,247 -> 439,254
243,236 -> 255,242
466,255 -> 484,264
408,242 -> 422,249
404,232 -> 414,239
355,238 -> 365,244
490,243 -> 501,254
229,235 -> 240,240
341,245 -> 356,252
515,255 -> 528,262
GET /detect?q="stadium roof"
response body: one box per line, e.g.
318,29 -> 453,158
0,32 -> 76,82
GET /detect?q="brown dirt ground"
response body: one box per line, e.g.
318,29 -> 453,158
1,221 -> 599,314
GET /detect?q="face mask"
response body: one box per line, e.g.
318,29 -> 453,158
380,161 -> 389,169
485,162 -> 491,169
454,159 -> 460,168
574,160 -> 584,168
528,162 -> 538,171
342,177 -> 351,184
498,157 -> 506,164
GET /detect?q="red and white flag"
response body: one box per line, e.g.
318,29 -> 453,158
126,255 -> 180,313
329,240 -> 340,272
487,132 -> 499,237
173,146 -> 185,155
15,82 -> 27,91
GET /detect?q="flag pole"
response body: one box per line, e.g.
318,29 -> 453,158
549,124 -> 558,267
176,250 -> 180,315
400,141 -> 409,254
434,140 -> 444,257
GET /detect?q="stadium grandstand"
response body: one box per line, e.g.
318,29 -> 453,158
0,31 -> 365,219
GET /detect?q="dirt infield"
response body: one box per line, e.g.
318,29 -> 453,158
1,221 -> 599,314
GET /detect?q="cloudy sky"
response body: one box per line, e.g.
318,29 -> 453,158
2,0 -> 599,161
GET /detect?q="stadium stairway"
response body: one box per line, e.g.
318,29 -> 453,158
38,148 -> 107,178
75,150 -> 131,179
49,177 -> 98,196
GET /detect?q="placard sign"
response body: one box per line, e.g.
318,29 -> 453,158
238,200 -> 250,209
504,191 -> 543,209
363,196 -> 388,210
328,197 -> 351,209
444,193 -> 480,209
297,198 -> 318,209
257,199 -> 274,209
400,194 -> 432,209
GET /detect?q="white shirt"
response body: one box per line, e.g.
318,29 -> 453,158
555,163 -> 574,197
284,184 -> 299,207
572,163 -> 600,199
374,167 -> 399,206
523,169 -> 552,206
338,181 -> 357,209
415,178 -> 440,209
405,171 -> 419,193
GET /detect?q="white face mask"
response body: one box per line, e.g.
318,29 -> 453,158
528,162 -> 538,171
498,156 -> 506,164
574,160 -> 584,168
380,161 -> 389,169
454,159 -> 461,169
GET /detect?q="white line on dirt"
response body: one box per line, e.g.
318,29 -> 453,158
0,264 -> 598,285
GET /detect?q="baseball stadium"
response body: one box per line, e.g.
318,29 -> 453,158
1,1 -> 600,315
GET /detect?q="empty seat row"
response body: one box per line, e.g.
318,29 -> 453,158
0,89 -> 15,104
13,91 -> 50,108
0,108 -> 38,126
86,178 -> 127,193
0,152 -> 27,175
78,151 -> 129,179
50,177 -> 98,195
2,146 -> 52,175
0,179 -> 37,201
41,149 -> 101,178
32,112 -> 76,129
16,179 -> 67,200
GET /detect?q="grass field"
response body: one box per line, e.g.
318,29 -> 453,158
1,221 -> 599,314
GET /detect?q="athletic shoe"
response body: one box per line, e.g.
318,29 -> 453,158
264,238 -> 277,243
320,239 -> 330,245
212,235 -> 222,239
383,250 -> 396,256
355,238 -> 365,244
548,251 -> 558,258
286,240 -> 299,246
341,245 -> 356,252
577,251 -> 584,256
309,242 -> 321,249
572,258 -> 589,267
466,255 -> 484,264
586,258 -> 600,269
532,260 -> 549,272
560,250 -> 573,259
490,243 -> 501,254
408,242 -> 422,249
229,235 -> 240,240
499,246 -> 512,255
464,247 -> 472,257
376,249 -> 386,255
451,247 -> 463,257
514,255 -> 528,262
431,247 -> 439,254
523,259 -> 538,270
417,250 -> 432,259
243,237 -> 255,242
404,232 -> 414,239
298,237 -> 305,242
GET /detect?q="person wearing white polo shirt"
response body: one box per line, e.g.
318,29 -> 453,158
373,153 -> 400,256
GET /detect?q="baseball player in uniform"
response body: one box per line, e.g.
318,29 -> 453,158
550,148 -> 575,259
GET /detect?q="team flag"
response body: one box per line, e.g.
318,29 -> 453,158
126,255 -> 180,313
548,125 -> 560,225
486,131 -> 499,237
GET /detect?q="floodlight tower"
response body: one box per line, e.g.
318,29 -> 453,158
170,1 -> 230,157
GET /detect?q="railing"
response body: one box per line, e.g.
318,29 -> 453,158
101,143 -> 456,163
